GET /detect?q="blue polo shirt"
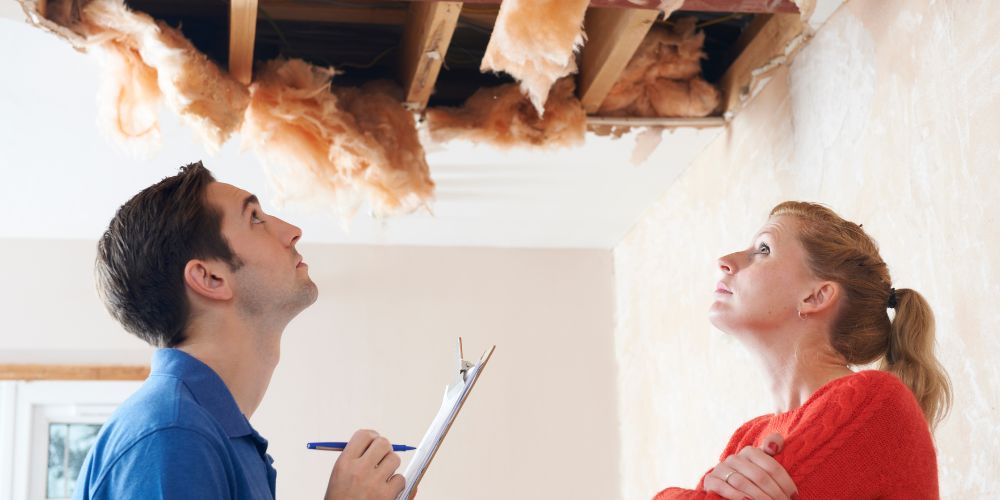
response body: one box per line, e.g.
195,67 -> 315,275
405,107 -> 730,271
72,348 -> 277,499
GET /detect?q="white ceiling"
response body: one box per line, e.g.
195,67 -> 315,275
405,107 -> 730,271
0,13 -> 723,249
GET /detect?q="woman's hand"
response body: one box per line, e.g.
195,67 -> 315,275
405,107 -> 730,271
703,433 -> 798,500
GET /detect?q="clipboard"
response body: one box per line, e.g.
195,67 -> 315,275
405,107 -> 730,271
397,338 -> 495,500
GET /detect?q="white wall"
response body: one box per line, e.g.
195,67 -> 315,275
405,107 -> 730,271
0,239 -> 620,499
613,0 -> 1000,498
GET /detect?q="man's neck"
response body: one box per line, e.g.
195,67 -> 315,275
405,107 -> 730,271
178,315 -> 283,418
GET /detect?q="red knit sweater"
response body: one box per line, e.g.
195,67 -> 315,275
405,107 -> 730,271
654,370 -> 938,499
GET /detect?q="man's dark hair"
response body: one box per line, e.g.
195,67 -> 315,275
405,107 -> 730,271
96,161 -> 242,347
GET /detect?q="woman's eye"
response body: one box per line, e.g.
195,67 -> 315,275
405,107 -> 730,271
757,243 -> 770,255
251,211 -> 265,224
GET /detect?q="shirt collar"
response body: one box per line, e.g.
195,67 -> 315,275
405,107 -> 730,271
151,348 -> 252,438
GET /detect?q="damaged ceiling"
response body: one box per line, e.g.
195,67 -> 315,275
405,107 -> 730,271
0,0 -> 845,248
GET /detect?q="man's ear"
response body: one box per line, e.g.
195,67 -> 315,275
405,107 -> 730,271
800,281 -> 840,316
183,259 -> 233,302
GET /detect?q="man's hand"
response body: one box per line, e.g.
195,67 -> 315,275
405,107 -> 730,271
703,433 -> 798,500
324,429 -> 406,500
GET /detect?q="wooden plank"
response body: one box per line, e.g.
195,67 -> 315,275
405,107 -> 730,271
261,3 -> 408,25
578,7 -> 659,114
0,364 -> 150,381
399,2 -> 463,110
229,0 -> 259,85
717,12 -> 804,116
398,0 -> 800,14
587,116 -> 726,128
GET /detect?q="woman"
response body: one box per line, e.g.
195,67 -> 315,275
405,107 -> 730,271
655,202 -> 951,499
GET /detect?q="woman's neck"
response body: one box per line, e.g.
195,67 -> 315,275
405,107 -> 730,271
754,331 -> 854,414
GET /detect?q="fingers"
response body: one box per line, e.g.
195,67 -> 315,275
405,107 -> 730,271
722,455 -> 775,500
377,450 -> 402,482
326,429 -> 405,500
362,436 -> 393,468
742,445 -> 797,499
388,473 -> 405,497
704,467 -> 761,500
760,433 -> 785,456
344,429 -> 379,459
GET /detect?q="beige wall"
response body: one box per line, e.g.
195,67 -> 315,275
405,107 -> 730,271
613,0 -> 1000,498
0,240 -> 620,499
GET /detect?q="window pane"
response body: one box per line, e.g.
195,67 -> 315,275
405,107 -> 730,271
47,423 -> 68,498
47,423 -> 102,499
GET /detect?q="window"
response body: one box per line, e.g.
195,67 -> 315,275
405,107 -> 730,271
46,422 -> 101,498
0,380 -> 141,500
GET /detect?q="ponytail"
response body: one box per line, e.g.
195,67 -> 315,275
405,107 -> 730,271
879,288 -> 953,431
770,201 -> 953,432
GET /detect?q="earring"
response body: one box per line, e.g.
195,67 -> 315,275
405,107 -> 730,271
798,309 -> 807,320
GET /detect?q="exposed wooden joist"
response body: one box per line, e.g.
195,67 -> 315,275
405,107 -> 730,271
0,364 -> 150,381
229,0 -> 259,85
587,116 -> 726,129
717,13 -> 805,116
399,2 -> 463,110
578,7 -> 659,114
398,0 -> 800,14
260,3 -> 408,25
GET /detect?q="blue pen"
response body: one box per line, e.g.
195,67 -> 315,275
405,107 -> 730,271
307,442 -> 416,452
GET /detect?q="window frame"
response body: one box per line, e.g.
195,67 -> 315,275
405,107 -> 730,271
1,380 -> 142,500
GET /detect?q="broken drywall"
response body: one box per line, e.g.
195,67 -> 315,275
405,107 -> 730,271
425,77 -> 586,148
598,18 -> 720,118
480,0 -> 590,116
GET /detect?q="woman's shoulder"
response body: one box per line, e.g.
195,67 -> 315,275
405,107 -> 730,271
802,369 -> 922,420
783,370 -> 927,454
776,371 -> 936,486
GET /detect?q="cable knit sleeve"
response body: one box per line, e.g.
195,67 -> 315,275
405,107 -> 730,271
652,415 -> 770,500
770,370 -> 938,498
652,371 -> 938,499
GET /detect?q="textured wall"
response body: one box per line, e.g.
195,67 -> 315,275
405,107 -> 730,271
0,240 -> 619,499
613,0 -> 999,498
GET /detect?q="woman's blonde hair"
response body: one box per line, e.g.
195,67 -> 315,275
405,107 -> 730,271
771,201 -> 952,430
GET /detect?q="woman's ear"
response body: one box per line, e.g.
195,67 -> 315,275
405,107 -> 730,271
183,259 -> 233,302
801,281 -> 840,316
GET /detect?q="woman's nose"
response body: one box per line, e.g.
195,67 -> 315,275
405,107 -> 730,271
718,253 -> 737,274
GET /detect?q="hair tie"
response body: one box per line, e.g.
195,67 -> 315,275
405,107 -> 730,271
887,288 -> 898,309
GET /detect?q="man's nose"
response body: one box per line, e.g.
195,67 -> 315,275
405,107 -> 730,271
273,216 -> 302,247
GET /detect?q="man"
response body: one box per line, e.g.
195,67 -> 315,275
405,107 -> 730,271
74,161 -> 405,499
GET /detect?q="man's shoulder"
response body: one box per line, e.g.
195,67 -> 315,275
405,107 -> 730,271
89,374 -> 229,464
75,375 -> 233,499
108,373 -> 224,436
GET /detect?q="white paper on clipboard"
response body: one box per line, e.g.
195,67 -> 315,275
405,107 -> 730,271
397,339 -> 495,500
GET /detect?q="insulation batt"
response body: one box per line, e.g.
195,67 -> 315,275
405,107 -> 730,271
242,59 -> 434,219
62,0 -> 249,153
480,0 -> 590,116
598,18 -> 720,118
425,77 -> 586,148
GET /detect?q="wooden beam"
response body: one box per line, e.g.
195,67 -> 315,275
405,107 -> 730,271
229,0 -> 259,85
578,7 -> 659,114
261,3 -> 408,25
717,13 -> 805,116
587,116 -> 725,128
397,0 -> 800,14
0,364 -> 150,381
399,2 -> 463,110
